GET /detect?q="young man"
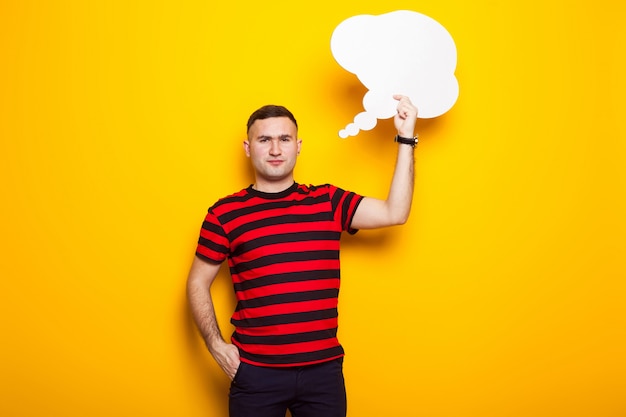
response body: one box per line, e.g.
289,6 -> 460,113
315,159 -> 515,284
187,95 -> 418,417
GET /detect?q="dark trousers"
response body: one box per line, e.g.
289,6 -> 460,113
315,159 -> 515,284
229,358 -> 347,417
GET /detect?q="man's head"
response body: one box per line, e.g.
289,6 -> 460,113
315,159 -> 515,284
244,105 -> 302,192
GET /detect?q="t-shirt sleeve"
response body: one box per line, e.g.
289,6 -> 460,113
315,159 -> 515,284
328,184 -> 364,235
195,208 -> 229,263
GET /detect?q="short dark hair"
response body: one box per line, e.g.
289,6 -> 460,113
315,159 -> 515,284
246,105 -> 298,133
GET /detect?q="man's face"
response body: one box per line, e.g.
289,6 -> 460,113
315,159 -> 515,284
244,117 -> 301,186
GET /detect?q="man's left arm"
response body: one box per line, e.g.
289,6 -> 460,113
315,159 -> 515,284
350,95 -> 418,229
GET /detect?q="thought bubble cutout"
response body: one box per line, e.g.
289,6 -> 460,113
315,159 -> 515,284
331,10 -> 458,138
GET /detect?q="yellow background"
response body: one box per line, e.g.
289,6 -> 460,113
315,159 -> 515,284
1,1 -> 625,416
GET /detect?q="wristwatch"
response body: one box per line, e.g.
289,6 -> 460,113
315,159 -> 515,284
394,134 -> 419,147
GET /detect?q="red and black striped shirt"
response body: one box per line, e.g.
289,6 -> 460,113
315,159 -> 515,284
196,183 -> 363,367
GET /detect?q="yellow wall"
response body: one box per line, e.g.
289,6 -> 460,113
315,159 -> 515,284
1,1 -> 624,416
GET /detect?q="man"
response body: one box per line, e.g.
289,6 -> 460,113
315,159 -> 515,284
187,95 -> 418,417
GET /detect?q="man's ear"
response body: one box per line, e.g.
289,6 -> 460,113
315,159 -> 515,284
243,140 -> 250,157
297,138 -> 302,155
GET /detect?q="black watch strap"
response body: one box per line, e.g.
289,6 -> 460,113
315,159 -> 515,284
394,134 -> 418,147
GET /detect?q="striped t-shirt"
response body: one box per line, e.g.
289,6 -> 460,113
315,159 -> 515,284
195,182 -> 363,367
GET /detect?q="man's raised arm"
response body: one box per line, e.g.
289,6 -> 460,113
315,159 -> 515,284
350,95 -> 418,229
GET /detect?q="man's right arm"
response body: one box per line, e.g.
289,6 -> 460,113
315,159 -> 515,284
186,256 -> 240,379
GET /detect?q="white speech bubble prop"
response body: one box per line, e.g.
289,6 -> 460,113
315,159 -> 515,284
331,10 -> 458,138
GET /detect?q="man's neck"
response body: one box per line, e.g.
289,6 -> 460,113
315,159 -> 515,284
253,178 -> 295,194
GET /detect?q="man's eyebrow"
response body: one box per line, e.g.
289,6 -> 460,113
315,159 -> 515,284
255,134 -> 293,140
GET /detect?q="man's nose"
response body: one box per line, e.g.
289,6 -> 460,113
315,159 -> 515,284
269,140 -> 281,155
